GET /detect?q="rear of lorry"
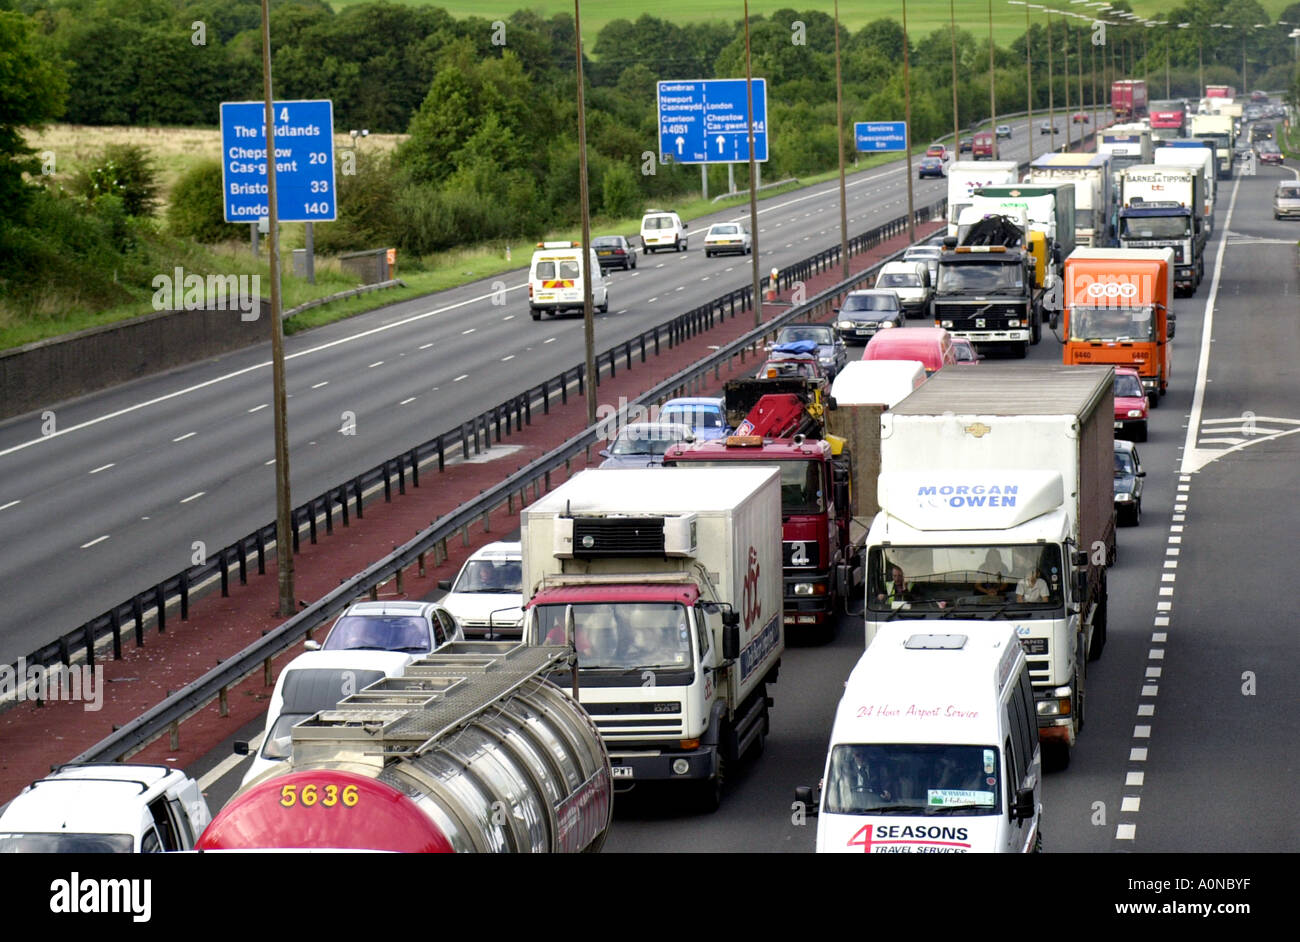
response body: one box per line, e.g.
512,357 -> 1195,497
520,467 -> 783,809
1063,248 -> 1174,402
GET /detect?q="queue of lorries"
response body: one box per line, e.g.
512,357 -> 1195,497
4,92 -> 1287,857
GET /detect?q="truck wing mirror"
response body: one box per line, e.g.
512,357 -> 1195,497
1167,314 -> 1176,338
721,609 -> 740,627
1071,550 -> 1088,568
723,623 -> 740,661
1011,786 -> 1036,822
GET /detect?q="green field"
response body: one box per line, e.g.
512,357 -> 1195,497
331,0 -> 1296,48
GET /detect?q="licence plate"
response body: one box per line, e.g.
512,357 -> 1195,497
610,766 -> 633,779
597,250 -> 611,256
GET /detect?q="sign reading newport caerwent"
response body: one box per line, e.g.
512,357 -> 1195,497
657,79 -> 768,165
219,99 -> 336,223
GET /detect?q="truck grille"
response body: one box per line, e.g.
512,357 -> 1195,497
585,701 -> 684,738
1025,656 -> 1052,685
936,302 -> 1025,320
571,517 -> 664,557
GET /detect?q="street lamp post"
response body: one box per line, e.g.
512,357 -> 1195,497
951,0 -> 960,151
904,0 -> 916,241
1047,7 -> 1056,151
989,0 -> 999,160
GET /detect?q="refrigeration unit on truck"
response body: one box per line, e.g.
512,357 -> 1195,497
520,467 -> 784,811
1119,165 -> 1206,295
1063,248 -> 1175,405
862,364 -> 1116,770
1110,79 -> 1148,119
946,161 -> 1021,236
1188,113 -> 1235,179
1153,143 -> 1216,230
1028,153 -> 1114,247
197,643 -> 613,852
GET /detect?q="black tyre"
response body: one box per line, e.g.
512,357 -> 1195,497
1149,387 -> 1160,408
1031,307 -> 1042,345
1089,571 -> 1108,661
1043,741 -> 1071,772
1014,341 -> 1029,359
598,298 -> 609,314
695,733 -> 728,813
530,308 -> 541,321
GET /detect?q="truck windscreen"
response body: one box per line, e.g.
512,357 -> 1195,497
823,744 -> 1002,816
1121,216 -> 1190,240
866,544 -> 1064,613
936,262 -> 1023,295
1069,305 -> 1155,342
534,602 -> 692,671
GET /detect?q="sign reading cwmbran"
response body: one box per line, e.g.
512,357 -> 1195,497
49,873 -> 151,923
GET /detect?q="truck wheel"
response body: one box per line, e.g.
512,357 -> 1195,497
1089,570 -> 1108,661
1014,341 -> 1028,359
1074,643 -> 1087,733
1043,742 -> 1070,772
1031,309 -> 1042,345
1149,387 -> 1160,408
530,308 -> 541,321
1033,830 -> 1044,853
695,732 -> 728,813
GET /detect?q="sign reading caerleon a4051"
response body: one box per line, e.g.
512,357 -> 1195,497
220,99 -> 336,223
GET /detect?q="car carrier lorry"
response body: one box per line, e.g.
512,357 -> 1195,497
862,364 -> 1116,769
520,467 -> 783,811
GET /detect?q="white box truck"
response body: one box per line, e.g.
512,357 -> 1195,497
946,160 -> 1020,235
1153,144 -> 1216,229
1188,113 -> 1235,178
799,625 -> 1042,853
1119,164 -> 1207,295
1097,124 -> 1153,224
521,466 -> 784,811
1028,153 -> 1114,247
862,364 -> 1115,770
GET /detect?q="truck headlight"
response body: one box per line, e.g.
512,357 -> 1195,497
1127,409 -> 1145,418
940,320 -> 954,328
1008,319 -> 1022,327
672,759 -> 691,775
1037,687 -> 1072,716
794,583 -> 814,595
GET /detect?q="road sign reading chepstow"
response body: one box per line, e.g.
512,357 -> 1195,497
658,79 -> 768,164
854,122 -> 908,152
220,99 -> 336,223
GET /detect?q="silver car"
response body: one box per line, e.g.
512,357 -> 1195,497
1274,181 -> 1300,220
599,421 -> 695,468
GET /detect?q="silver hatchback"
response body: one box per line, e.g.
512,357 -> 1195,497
1274,182 -> 1300,220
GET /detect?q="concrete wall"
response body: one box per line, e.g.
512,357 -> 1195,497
0,298 -> 271,421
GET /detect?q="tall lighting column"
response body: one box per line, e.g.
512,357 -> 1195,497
989,0 -> 999,159
834,0 -> 849,280
573,0 -> 597,427
744,0 -> 762,327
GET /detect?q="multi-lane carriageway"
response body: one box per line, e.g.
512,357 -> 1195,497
188,160 -> 1300,854
0,113 -> 1111,665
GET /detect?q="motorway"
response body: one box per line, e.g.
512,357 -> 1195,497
0,112 -> 1104,664
192,158 -> 1299,853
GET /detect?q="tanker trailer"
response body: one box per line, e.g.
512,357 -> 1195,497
197,642 -> 612,852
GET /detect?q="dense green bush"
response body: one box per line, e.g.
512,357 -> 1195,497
69,144 -> 160,218
167,159 -> 242,244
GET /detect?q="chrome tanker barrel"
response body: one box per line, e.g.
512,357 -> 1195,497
197,643 -> 612,853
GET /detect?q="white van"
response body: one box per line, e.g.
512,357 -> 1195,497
640,209 -> 688,253
876,260 -> 934,318
235,649 -> 415,789
528,241 -> 609,320
799,625 -> 1042,854
438,541 -> 524,638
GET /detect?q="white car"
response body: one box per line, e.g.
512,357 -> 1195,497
703,222 -> 752,257
439,541 -> 524,638
308,600 -> 463,655
236,648 -> 418,789
640,209 -> 688,253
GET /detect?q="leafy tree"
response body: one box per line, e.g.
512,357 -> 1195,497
70,143 -> 159,217
0,10 -> 68,215
167,158 -> 241,243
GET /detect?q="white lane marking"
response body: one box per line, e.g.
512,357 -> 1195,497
368,361 -> 384,368
81,535 -> 110,548
1129,748 -> 1148,761
1137,704 -> 1155,716
501,355 -> 515,362
1126,772 -> 1145,787
1134,726 -> 1151,738
89,463 -> 115,474
453,374 -> 468,382
418,343 -> 433,351
1120,796 -> 1141,813
265,459 -> 275,465
1142,686 -> 1158,697
311,382 -> 329,390
0,281 -> 535,460
462,328 -> 475,335
543,337 -> 556,344
647,297 -> 658,302
180,492 -> 205,504
675,286 -> 685,291
247,404 -> 268,414
503,315 -> 514,321
1115,823 -> 1137,840
172,432 -> 196,442
399,397 -> 417,405
0,499 -> 20,512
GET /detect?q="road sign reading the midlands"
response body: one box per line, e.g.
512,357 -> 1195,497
220,99 -> 336,223
658,79 -> 768,164
855,122 -> 908,152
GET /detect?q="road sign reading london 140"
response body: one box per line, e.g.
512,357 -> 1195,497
658,79 -> 768,165
855,122 -> 908,152
220,99 -> 336,223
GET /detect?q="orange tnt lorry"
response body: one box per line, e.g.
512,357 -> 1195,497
1062,247 -> 1175,405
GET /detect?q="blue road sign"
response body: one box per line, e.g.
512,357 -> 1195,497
220,99 -> 336,223
854,122 -> 908,152
658,79 -> 768,165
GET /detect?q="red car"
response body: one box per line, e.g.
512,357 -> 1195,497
1113,367 -> 1149,442
925,144 -> 950,162
1071,111 -> 1090,124
1258,146 -> 1284,166
951,337 -> 980,365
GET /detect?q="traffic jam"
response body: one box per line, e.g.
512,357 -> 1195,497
1,84 -> 1292,859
